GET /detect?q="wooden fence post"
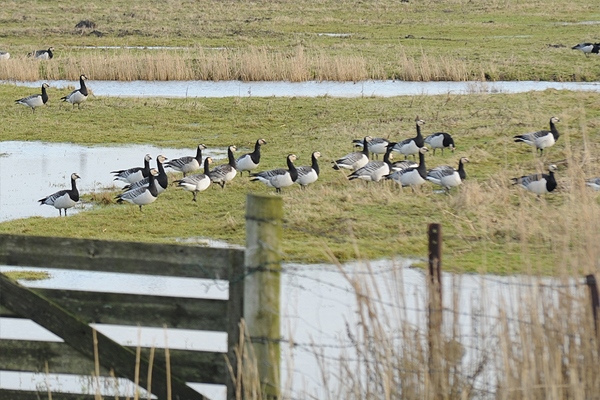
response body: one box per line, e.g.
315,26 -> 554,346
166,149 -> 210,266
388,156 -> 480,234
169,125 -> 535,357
585,274 -> 599,337
244,194 -> 282,399
428,223 -> 444,399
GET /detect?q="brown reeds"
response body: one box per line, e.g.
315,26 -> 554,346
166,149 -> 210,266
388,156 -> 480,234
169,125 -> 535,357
0,46 -> 485,82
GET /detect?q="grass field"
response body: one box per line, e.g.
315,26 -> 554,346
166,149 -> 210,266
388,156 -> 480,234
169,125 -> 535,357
0,0 -> 599,81
1,83 -> 599,274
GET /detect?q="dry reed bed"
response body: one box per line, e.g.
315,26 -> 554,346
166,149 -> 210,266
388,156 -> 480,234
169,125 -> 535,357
0,46 -> 489,82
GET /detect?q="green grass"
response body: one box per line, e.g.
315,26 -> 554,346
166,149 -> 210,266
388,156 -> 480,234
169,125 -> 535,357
1,85 -> 599,274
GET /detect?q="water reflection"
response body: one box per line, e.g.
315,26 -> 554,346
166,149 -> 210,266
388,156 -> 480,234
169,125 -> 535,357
0,141 -> 226,221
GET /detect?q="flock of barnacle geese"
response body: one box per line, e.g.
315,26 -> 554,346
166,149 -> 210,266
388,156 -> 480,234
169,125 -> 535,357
37,112 -> 600,216
26,41 -> 600,215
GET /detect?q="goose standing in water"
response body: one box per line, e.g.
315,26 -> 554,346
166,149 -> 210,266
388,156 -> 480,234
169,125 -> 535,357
513,117 -> 560,155
116,171 -> 159,211
209,145 -> 238,188
38,173 -> 81,216
251,154 -> 298,193
390,119 -> 426,159
164,144 -> 207,177
236,138 -> 267,176
15,83 -> 49,113
511,164 -> 558,196
426,157 -> 469,191
122,155 -> 169,194
61,74 -> 89,109
111,154 -> 153,184
385,147 -> 429,188
296,151 -> 321,188
332,136 -> 371,171
175,157 -> 213,202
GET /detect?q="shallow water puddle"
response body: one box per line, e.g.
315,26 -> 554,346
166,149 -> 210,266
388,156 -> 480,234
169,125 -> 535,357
0,141 -> 226,221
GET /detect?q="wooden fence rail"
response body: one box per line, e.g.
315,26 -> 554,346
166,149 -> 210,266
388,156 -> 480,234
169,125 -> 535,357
0,193 -> 280,400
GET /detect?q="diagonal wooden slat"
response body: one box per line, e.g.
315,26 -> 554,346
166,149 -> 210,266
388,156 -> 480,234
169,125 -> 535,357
0,273 -> 206,400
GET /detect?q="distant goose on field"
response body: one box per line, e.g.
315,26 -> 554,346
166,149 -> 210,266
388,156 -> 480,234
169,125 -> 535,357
236,138 -> 267,176
333,136 -> 371,171
385,147 -> 429,187
174,157 -> 213,202
425,132 -> 456,155
296,151 -> 321,188
164,144 -> 207,177
513,117 -> 560,155
61,74 -> 89,109
251,154 -> 298,193
572,42 -> 600,56
38,173 -> 80,216
426,157 -> 469,191
122,155 -> 169,194
585,177 -> 600,191
352,137 -> 390,159
209,145 -> 238,188
116,171 -> 159,212
111,154 -> 152,184
511,164 -> 558,196
390,119 -> 426,159
28,47 -> 54,59
15,83 -> 49,112
0,51 -> 10,60
348,145 -> 394,182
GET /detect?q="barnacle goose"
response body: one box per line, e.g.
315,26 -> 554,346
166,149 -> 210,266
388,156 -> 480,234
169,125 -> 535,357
0,51 -> 10,60
122,155 -> 169,194
164,144 -> 207,177
513,117 -> 560,155
174,157 -> 213,201
348,145 -> 394,182
385,147 -> 429,187
296,151 -> 321,188
425,132 -> 455,155
61,74 -> 89,109
390,159 -> 418,172
236,138 -> 267,176
251,154 -> 298,193
426,157 -> 469,191
390,119 -> 426,159
572,43 -> 600,56
333,136 -> 371,171
585,177 -> 600,191
28,47 -> 54,59
511,164 -> 558,196
38,173 -> 80,216
352,137 -> 390,159
209,145 -> 237,188
116,171 -> 159,212
15,83 -> 49,112
111,154 -> 152,184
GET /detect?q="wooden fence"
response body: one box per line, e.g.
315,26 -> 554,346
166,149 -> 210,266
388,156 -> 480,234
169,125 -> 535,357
0,194 -> 282,400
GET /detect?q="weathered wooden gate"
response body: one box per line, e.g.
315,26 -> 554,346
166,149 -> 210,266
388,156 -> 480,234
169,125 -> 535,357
0,194 -> 283,400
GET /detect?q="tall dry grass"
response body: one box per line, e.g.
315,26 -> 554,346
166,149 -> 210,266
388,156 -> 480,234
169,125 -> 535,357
0,46 -> 485,82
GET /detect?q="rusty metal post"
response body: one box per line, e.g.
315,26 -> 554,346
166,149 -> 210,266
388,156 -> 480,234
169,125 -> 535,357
428,223 -> 443,399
